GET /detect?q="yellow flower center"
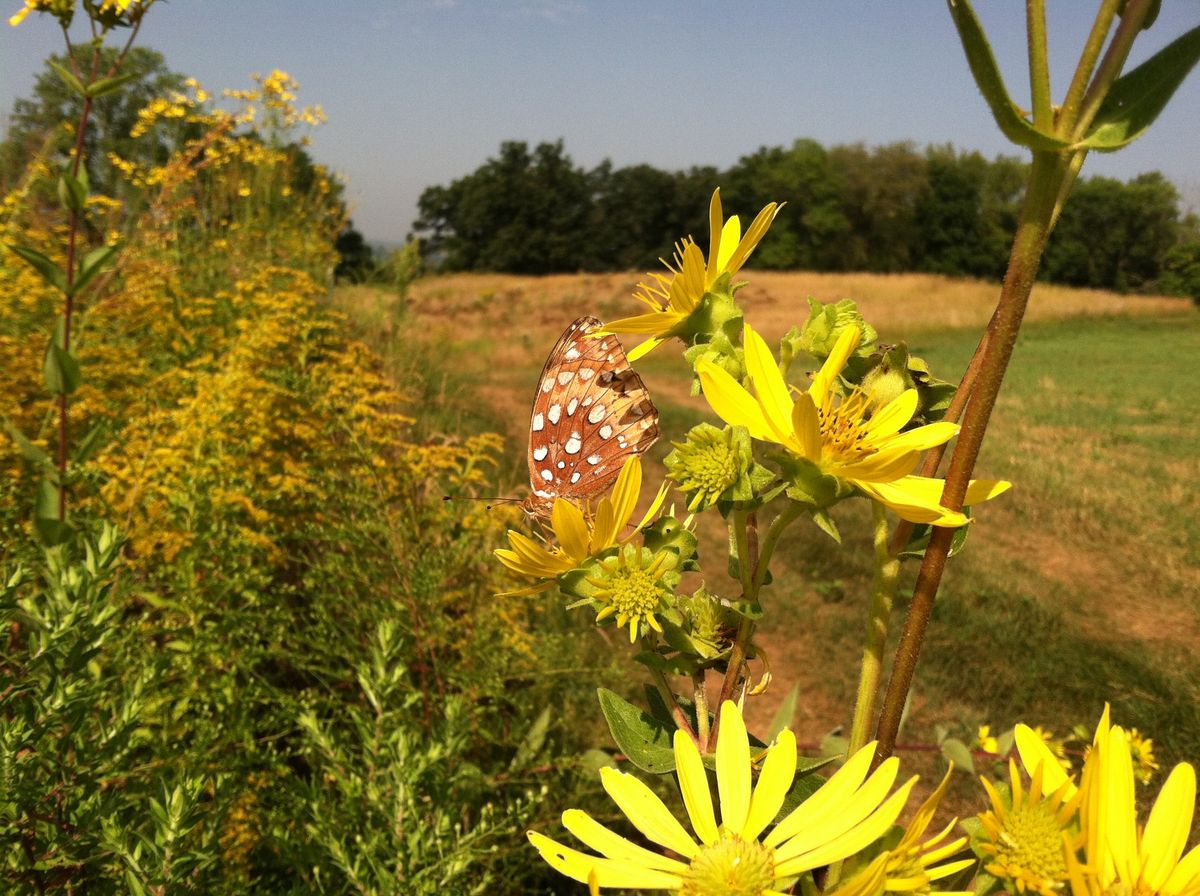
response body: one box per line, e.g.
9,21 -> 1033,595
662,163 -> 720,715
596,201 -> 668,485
681,834 -> 776,896
690,442 -> 738,494
817,390 -> 876,464
604,559 -> 666,619
982,800 -> 1070,896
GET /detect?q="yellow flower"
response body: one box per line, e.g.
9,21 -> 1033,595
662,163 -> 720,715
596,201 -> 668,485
697,324 -> 1010,526
529,701 -> 917,894
601,188 -> 781,361
1069,708 -> 1199,896
832,769 -> 973,896
976,725 -> 1000,755
1128,727 -> 1160,785
494,456 -> 666,596
977,757 -> 1084,896
7,0 -> 42,26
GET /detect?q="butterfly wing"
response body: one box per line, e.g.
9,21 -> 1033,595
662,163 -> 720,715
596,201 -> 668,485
526,317 -> 659,512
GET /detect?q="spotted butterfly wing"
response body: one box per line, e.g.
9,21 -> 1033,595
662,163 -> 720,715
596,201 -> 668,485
523,316 -> 659,517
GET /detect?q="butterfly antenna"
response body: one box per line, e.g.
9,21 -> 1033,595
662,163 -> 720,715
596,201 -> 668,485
442,494 -> 521,512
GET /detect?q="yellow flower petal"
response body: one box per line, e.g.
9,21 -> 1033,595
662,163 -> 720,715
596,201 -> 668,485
791,393 -> 822,461
716,701 -> 752,834
561,809 -> 690,874
963,478 -> 1012,504
1140,763 -> 1195,891
863,389 -> 919,439
744,324 -> 795,445
527,831 -> 682,888
724,202 -> 781,276
742,728 -> 797,842
599,766 -> 699,859
552,498 -> 591,563
856,478 -> 967,526
707,189 -> 724,277
697,360 -> 775,442
1015,723 -> 1077,800
1105,726 -> 1139,886
810,326 -> 861,402
601,310 -> 685,335
715,215 -> 742,274
627,336 -> 666,362
765,742 -> 880,848
674,729 -> 719,845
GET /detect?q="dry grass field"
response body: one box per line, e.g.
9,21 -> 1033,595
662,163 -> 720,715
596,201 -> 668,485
336,271 -> 1199,815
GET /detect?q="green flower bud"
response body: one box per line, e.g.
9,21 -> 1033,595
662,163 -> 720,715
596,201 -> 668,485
788,298 -> 878,364
665,424 -> 772,512
678,587 -> 735,654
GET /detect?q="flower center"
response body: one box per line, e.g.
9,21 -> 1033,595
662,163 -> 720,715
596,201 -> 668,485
983,800 -> 1069,896
681,834 -> 776,896
817,390 -> 876,464
605,561 -> 665,618
690,442 -> 738,493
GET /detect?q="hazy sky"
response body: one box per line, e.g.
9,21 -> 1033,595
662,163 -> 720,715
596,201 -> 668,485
2,1 -> 1197,243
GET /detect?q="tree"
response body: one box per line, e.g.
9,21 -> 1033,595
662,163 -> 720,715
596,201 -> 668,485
0,47 -> 192,201
334,221 -> 373,282
830,142 -> 927,272
914,146 -> 1007,278
413,140 -> 592,273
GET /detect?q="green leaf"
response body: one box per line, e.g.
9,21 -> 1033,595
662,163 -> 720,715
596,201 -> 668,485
47,60 -> 87,97
5,244 -> 66,291
947,0 -> 1070,151
57,173 -> 88,212
44,343 -> 82,395
899,519 -> 970,560
3,421 -> 55,474
597,688 -> 677,774
73,421 -> 107,463
941,737 -> 976,775
510,706 -> 552,771
72,244 -> 119,295
767,684 -> 799,742
86,71 -> 141,98
34,479 -> 71,546
1082,25 -> 1200,151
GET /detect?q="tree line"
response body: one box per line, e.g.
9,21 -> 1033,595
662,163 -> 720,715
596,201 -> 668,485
413,139 -> 1200,297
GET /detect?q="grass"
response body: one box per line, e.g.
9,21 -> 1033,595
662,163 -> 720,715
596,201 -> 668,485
332,271 -> 1199,801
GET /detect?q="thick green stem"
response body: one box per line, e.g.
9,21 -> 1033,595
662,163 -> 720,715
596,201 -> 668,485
711,509 -> 761,746
646,653 -> 697,742
848,502 -> 900,758
751,504 -> 802,594
873,149 -> 1072,766
1074,0 -> 1154,138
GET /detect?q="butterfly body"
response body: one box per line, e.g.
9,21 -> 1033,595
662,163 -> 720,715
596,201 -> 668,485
523,316 -> 659,519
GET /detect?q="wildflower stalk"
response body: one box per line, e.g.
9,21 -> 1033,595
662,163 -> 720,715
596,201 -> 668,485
848,502 -> 900,758
692,670 -> 710,751
875,0 -> 1156,766
710,510 -> 759,745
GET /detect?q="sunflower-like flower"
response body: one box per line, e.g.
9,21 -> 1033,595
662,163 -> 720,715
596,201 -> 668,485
976,757 -> 1084,896
494,456 -> 666,596
1068,707 -> 1199,896
600,188 -> 781,361
697,323 -> 1010,526
832,769 -> 973,896
529,701 -> 917,894
583,544 -> 678,642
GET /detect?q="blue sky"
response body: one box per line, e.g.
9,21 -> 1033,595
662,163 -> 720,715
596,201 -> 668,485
2,1 -> 1197,243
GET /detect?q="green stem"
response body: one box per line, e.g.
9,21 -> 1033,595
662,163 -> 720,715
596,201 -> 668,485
751,503 -> 802,595
873,148 -> 1072,766
848,502 -> 900,758
1073,0 -> 1154,139
1026,0 -> 1053,131
646,651 -> 697,742
711,509 -> 760,746
1057,0 -> 1122,130
693,671 -> 710,752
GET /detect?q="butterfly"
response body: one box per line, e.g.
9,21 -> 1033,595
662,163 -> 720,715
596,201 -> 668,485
521,316 -> 659,519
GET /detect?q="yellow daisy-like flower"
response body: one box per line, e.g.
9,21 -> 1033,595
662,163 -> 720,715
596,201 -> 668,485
494,456 -> 666,596
1069,707 -> 1199,896
7,0 -> 44,26
977,757 -> 1084,896
601,188 -> 781,361
697,323 -> 1010,526
976,725 -> 1000,755
529,700 -> 917,894
832,768 -> 973,896
586,544 -> 675,643
1128,727 -> 1160,785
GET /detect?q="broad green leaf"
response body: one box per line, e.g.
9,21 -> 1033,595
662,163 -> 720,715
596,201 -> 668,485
597,688 -> 676,774
47,60 -> 87,97
3,420 -> 55,473
1081,25 -> 1200,151
72,244 -> 119,295
899,519 -> 970,560
941,737 -> 976,775
947,0 -> 1070,152
87,71 -> 140,98
5,244 -> 66,291
57,173 -> 88,212
44,343 -> 82,395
